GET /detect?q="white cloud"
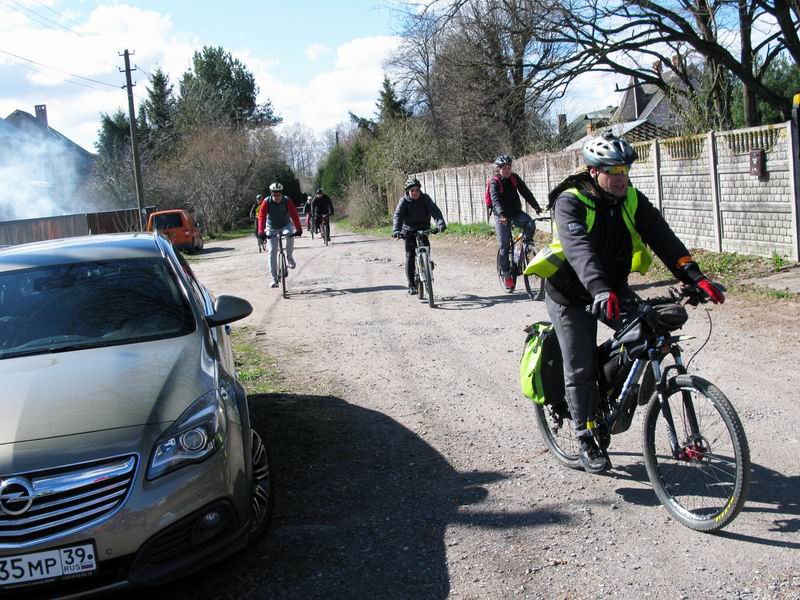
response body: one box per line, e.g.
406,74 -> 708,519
1,1 -> 401,152
256,36 -> 402,135
305,43 -> 330,61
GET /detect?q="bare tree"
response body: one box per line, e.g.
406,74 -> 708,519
279,123 -> 321,177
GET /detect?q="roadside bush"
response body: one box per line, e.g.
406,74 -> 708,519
345,179 -> 391,228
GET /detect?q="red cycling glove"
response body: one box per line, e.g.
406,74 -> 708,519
697,279 -> 725,304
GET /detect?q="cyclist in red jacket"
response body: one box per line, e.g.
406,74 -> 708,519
257,183 -> 303,288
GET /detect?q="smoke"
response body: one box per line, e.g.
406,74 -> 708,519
0,123 -> 96,222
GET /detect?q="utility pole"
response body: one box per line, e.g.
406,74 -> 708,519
120,49 -> 145,230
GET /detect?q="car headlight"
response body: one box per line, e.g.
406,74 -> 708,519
147,389 -> 227,480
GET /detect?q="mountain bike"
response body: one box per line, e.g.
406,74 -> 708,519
319,213 -> 331,246
530,284 -> 750,532
266,230 -> 293,299
307,212 -> 314,240
255,230 -> 266,253
400,228 -> 438,308
496,216 -> 549,300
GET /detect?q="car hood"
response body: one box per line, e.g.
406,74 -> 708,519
0,333 -> 216,444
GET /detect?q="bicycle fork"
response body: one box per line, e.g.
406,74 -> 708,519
651,347 -> 699,460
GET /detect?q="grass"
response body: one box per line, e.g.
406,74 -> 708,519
208,227 -> 254,241
642,247 -> 798,301
338,217 -> 495,241
230,326 -> 287,395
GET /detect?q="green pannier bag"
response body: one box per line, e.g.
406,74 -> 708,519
519,322 -> 555,405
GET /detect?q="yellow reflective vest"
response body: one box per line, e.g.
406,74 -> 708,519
524,187 -> 652,279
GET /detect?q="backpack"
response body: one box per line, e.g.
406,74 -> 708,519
484,174 -> 518,210
519,321 -> 564,406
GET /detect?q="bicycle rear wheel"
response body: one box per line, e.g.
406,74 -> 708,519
643,375 -> 750,532
522,243 -> 545,301
420,252 -> 434,308
534,402 -> 581,469
279,253 -> 288,299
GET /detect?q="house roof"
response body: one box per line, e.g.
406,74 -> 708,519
560,105 -> 617,145
4,110 -> 94,158
564,119 -> 673,151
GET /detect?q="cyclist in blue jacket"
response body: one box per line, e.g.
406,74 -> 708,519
392,178 -> 446,295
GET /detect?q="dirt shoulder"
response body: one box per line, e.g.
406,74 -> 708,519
155,226 -> 800,600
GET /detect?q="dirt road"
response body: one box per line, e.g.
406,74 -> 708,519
158,225 -> 800,599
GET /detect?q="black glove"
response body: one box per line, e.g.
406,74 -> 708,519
392,231 -> 403,239
437,223 -> 446,233
532,203 -> 542,215
257,232 -> 266,241
591,290 -> 620,323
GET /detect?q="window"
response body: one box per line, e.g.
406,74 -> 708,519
0,258 -> 196,359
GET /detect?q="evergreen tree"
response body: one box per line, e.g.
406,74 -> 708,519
376,76 -> 410,123
95,110 -> 130,160
179,46 -> 281,128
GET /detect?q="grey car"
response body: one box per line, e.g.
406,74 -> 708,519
0,233 -> 272,597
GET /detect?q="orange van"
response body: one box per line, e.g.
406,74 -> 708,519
146,209 -> 204,253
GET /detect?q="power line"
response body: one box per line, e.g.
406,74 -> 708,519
1,0 -> 79,35
32,0 -> 84,30
0,47 -> 119,87
4,59 -> 108,91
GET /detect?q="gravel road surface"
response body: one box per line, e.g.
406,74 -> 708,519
149,225 -> 800,600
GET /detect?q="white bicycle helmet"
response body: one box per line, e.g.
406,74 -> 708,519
269,182 -> 284,193
582,131 -> 638,167
494,154 -> 512,167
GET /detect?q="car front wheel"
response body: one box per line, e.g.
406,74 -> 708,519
247,428 -> 274,543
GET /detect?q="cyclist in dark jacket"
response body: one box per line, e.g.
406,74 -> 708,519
392,178 -> 446,295
490,155 -> 542,291
533,131 -> 724,474
311,188 -> 334,233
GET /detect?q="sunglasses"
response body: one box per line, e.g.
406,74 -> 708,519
600,165 -> 631,176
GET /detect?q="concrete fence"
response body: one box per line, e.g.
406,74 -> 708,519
413,121 -> 800,260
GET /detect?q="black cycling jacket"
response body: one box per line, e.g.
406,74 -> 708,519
392,193 -> 445,233
546,177 -> 692,307
489,172 -> 540,218
312,194 -> 334,215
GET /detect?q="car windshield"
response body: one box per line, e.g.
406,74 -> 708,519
0,257 -> 196,359
152,213 -> 183,229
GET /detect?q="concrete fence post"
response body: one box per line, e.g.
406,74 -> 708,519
653,139 -> 663,213
707,131 -> 723,252
789,113 -> 800,261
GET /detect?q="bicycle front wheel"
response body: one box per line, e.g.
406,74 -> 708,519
323,222 -> 330,245
534,402 -> 581,469
279,253 -> 288,299
420,253 -> 434,307
643,375 -> 750,532
522,243 -> 545,301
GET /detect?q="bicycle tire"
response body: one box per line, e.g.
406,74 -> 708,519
279,253 -> 287,299
533,402 -> 582,469
496,247 -> 516,291
642,375 -> 750,532
421,252 -> 434,308
323,222 -> 330,245
522,243 -> 545,301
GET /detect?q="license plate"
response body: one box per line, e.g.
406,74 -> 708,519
0,543 -> 97,589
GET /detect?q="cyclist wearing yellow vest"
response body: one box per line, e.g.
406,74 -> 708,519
539,131 -> 724,474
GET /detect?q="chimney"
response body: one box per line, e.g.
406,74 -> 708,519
652,60 -> 662,74
557,114 -> 567,134
35,104 -> 48,128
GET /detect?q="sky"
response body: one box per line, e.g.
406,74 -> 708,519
0,0 -> 626,153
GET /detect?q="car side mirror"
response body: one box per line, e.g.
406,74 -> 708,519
206,295 -> 253,327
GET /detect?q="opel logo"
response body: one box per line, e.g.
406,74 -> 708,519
0,477 -> 35,516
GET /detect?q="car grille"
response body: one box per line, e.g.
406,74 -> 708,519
0,455 -> 137,549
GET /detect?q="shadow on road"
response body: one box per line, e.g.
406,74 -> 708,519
293,284 -> 408,298
194,246 -> 236,255
435,293 -> 540,310
607,451 -> 800,548
148,393 -> 570,599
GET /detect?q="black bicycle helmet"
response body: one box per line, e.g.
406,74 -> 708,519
256,194 -> 263,201
404,177 -> 421,191
315,188 -> 323,194
494,154 -> 512,167
582,131 -> 638,167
